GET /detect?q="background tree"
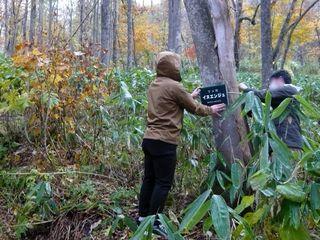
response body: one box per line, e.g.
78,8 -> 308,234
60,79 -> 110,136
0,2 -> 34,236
260,0 -> 273,88
168,0 -> 181,53
127,0 -> 134,68
29,0 -> 36,47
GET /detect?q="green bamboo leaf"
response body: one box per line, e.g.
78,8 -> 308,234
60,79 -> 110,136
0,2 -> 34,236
211,195 -> 231,240
158,214 -> 184,240
249,170 -> 271,190
231,163 -> 242,190
263,91 -> 272,130
271,98 -> 292,120
130,215 -> 155,240
179,190 -> 211,231
295,95 -> 320,119
279,224 -> 311,240
223,93 -> 247,119
276,183 -> 306,203
260,134 -> 269,170
234,195 -> 255,214
310,183 -> 320,212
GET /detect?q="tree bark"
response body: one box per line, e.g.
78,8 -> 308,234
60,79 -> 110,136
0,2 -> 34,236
29,0 -> 36,47
260,0 -> 273,88
101,0 -> 113,65
37,0 -> 44,48
79,0 -> 85,46
127,0 -> 134,68
112,0 -> 119,64
234,0 -> 243,70
168,0 -> 181,53
4,0 -> 9,52
48,0 -> 53,46
22,0 -> 28,42
184,0 -> 251,167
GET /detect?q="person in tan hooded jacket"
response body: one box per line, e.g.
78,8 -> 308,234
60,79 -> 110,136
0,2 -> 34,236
138,52 -> 225,234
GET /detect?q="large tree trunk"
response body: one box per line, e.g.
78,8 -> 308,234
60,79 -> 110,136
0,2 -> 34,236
22,0 -> 28,43
127,0 -> 134,68
260,0 -> 273,88
37,0 -> 44,48
184,0 -> 251,167
29,0 -> 36,47
168,0 -> 181,53
100,0 -> 113,65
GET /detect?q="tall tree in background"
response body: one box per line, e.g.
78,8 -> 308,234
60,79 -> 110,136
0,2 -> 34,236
37,0 -> 44,48
260,0 -> 273,88
22,0 -> 28,43
48,0 -> 54,46
29,0 -> 36,47
101,0 -> 113,65
112,0 -> 119,64
184,0 -> 251,167
6,0 -> 23,56
79,0 -> 85,46
4,0 -> 9,53
127,0 -> 134,68
168,0 -> 181,53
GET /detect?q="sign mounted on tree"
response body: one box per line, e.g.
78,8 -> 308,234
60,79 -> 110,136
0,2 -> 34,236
200,84 -> 228,106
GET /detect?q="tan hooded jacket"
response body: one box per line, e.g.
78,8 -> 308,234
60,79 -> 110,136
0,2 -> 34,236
143,52 -> 212,145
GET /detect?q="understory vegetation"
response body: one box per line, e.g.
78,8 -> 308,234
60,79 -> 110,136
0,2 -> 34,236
0,50 -> 320,240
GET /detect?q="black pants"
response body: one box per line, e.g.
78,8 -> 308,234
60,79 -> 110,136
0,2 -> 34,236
138,139 -> 177,217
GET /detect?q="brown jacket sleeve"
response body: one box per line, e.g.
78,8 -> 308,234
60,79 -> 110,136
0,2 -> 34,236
173,83 -> 212,116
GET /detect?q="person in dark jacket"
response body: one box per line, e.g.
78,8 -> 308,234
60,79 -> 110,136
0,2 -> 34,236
239,70 -> 303,150
138,51 -> 225,236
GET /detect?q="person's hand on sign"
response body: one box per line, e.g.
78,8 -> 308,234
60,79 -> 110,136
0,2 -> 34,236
239,83 -> 249,91
210,103 -> 226,117
191,87 -> 201,99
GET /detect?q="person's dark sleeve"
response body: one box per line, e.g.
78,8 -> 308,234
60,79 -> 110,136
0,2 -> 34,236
173,83 -> 212,116
244,85 -> 298,102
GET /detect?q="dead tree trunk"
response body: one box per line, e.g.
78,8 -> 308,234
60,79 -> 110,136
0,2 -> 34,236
29,0 -> 36,47
184,0 -> 251,167
127,0 -> 134,68
260,0 -> 273,88
168,0 -> 181,53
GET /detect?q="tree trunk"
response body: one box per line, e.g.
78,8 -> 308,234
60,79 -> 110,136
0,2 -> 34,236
234,0 -> 243,70
100,0 -> 112,65
168,0 -> 181,53
4,0 -> 9,52
79,0 -> 85,47
184,0 -> 251,167
127,0 -> 134,69
260,0 -> 273,88
37,0 -> 44,48
22,0 -> 28,42
48,0 -> 53,46
112,0 -> 119,64
272,0 -> 297,65
29,0 -> 36,47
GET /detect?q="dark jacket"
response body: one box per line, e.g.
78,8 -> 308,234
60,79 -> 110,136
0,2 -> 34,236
245,85 -> 303,149
144,51 -> 212,145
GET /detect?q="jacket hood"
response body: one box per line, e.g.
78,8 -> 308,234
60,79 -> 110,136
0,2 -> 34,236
156,51 -> 182,82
